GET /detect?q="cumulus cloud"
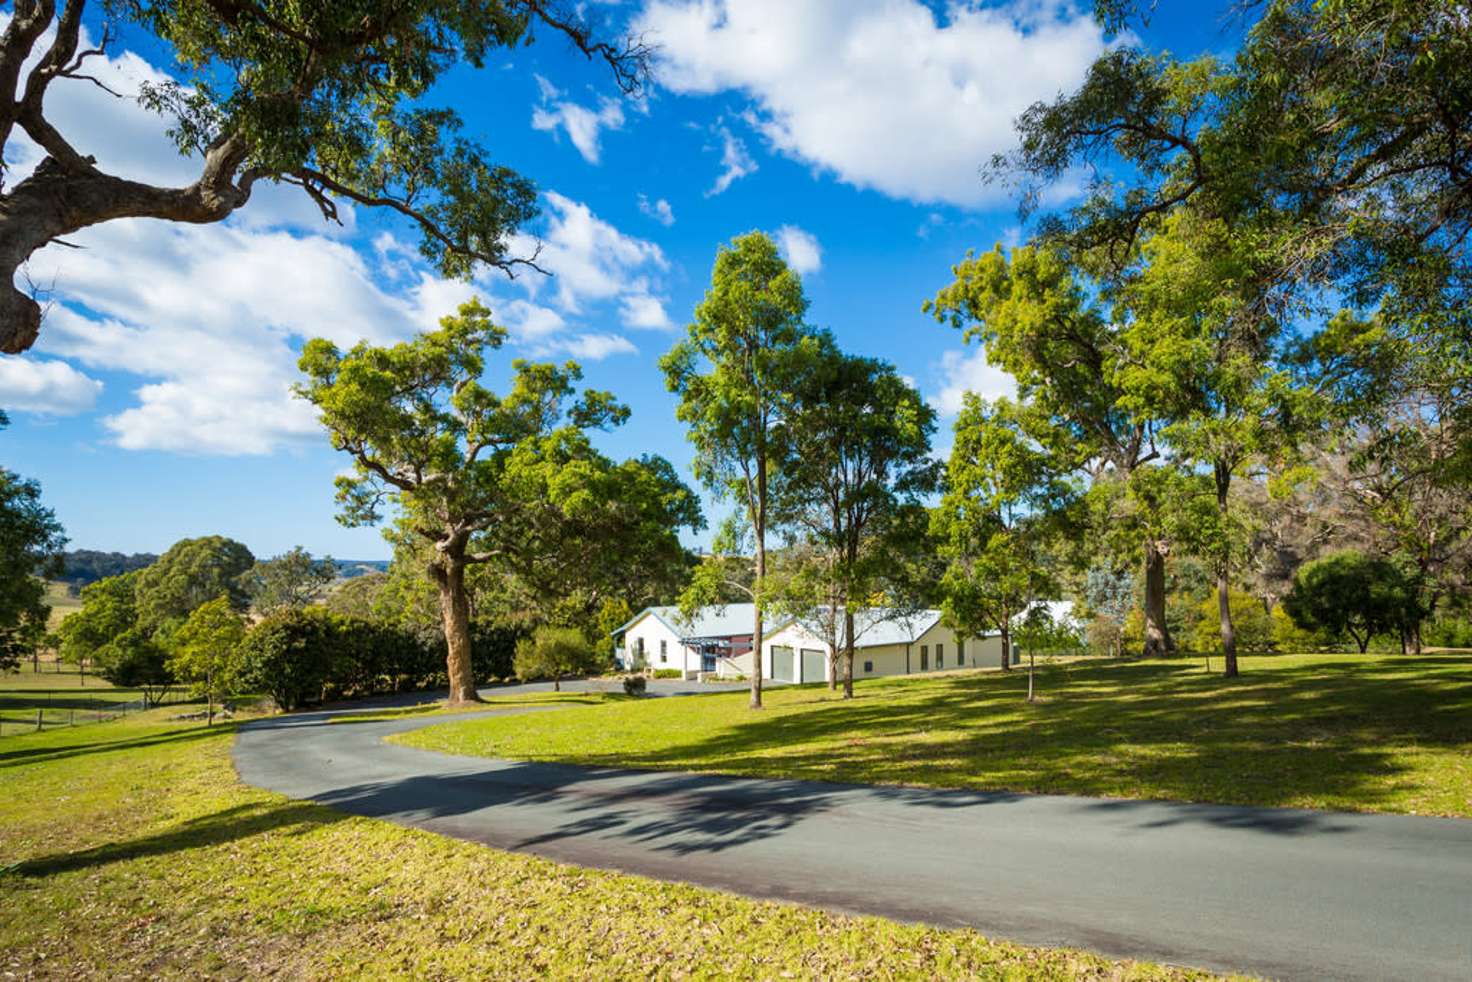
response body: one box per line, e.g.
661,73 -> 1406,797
530,74 -> 626,164
0,356 -> 102,415
932,346 -> 1017,417
635,0 -> 1111,207
638,193 -> 676,226
775,225 -> 822,275
707,125 -> 757,195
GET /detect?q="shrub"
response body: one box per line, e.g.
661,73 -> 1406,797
1191,590 -> 1274,653
652,668 -> 683,679
622,674 -> 647,696
237,607 -> 340,710
512,626 -> 605,690
1283,550 -> 1419,653
1424,615 -> 1472,648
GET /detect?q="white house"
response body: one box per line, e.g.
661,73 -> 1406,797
612,604 -> 774,679
761,608 -> 1006,684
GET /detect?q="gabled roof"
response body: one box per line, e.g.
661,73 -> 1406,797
775,607 -> 956,649
612,603 -> 777,639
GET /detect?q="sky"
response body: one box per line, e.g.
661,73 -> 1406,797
0,1 -> 1237,561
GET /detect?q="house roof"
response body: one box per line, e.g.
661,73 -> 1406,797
612,603 -> 771,640
778,607 -> 955,649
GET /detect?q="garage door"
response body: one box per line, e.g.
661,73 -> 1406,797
801,648 -> 826,684
770,645 -> 795,682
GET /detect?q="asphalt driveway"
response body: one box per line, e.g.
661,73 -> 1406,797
234,685 -> 1472,981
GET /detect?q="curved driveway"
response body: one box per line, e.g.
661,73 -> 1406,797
234,684 -> 1472,981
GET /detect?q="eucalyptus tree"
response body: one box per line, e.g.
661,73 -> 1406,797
931,396 -> 1077,672
661,232 -> 819,709
296,299 -> 632,704
776,345 -> 939,698
0,0 -> 647,354
928,244 -> 1178,656
132,535 -> 254,632
240,547 -> 337,614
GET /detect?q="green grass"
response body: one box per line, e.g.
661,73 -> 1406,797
44,580 -> 82,631
1,662 -> 192,734
0,711 -> 1226,979
397,653 -> 1472,818
325,690 -> 616,724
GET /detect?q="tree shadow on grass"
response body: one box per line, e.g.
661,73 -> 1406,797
592,655 -> 1472,818
9,799 -> 345,879
0,723 -> 224,771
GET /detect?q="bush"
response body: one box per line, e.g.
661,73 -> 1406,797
1423,615 -> 1472,649
652,668 -> 683,679
1191,590 -> 1274,654
622,674 -> 647,696
512,626 -> 605,690
237,608 -> 339,710
1283,550 -> 1419,653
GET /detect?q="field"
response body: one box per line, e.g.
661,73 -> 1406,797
0,709 -> 1226,980
0,662 -> 189,735
398,653 -> 1472,818
44,580 -> 82,630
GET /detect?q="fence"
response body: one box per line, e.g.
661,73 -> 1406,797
0,686 -> 193,737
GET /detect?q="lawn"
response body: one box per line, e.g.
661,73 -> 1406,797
397,653 -> 1472,818
0,711 -> 1226,979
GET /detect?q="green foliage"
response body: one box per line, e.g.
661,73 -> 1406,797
932,396 -> 1076,663
1191,590 -> 1274,654
651,668 -> 683,680
90,629 -> 173,705
167,595 -> 248,720
1284,550 -> 1420,653
240,546 -> 336,614
0,440 -> 66,670
512,626 -> 605,686
621,674 -> 647,696
237,607 -> 341,711
56,571 -> 141,667
58,550 -> 157,591
134,536 -> 255,632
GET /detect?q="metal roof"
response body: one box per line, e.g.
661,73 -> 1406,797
612,603 -> 768,639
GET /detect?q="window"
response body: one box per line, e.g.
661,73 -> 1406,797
659,639 -> 667,664
957,640 -> 965,667
863,660 -> 873,674
920,645 -> 929,670
936,643 -> 944,668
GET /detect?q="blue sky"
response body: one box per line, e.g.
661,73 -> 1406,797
0,2 -> 1232,560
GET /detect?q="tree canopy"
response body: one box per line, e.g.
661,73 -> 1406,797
0,410 -> 67,669
0,0 -> 648,353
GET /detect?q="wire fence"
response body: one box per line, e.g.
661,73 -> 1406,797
0,686 -> 194,737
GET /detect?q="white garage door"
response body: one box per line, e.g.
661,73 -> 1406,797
770,645 -> 795,682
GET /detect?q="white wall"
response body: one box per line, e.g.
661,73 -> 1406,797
761,616 -> 1007,680
621,614 -> 693,676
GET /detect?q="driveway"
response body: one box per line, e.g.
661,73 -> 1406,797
234,687 -> 1472,981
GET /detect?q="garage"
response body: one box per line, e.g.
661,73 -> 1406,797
800,648 -> 827,684
770,645 -> 795,682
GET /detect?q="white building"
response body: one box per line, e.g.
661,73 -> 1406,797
612,604 -> 771,679
761,609 -> 1005,684
612,603 -> 1009,683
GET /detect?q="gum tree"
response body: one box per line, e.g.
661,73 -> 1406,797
661,232 -> 818,710
0,0 -> 647,353
297,299 -> 632,704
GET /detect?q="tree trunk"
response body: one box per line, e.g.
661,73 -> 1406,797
999,622 -> 1011,671
1142,541 -> 1174,657
842,608 -> 856,700
750,457 -> 767,710
1027,648 -> 1035,702
1216,466 -> 1238,678
433,554 -> 481,705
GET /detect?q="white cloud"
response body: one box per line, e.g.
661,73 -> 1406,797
636,0 -> 1111,207
548,333 -> 639,360
775,225 -> 822,275
620,293 -> 675,330
932,346 -> 1016,417
0,356 -> 102,415
530,73 -> 626,164
707,125 -> 757,195
638,193 -> 676,226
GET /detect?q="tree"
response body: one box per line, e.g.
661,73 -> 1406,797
661,231 -> 818,710
240,546 -> 337,614
0,409 -> 67,670
1082,566 -> 1133,657
0,0 -> 648,353
92,629 -> 173,707
1284,550 -> 1419,653
927,244 -> 1178,657
56,570 -> 142,673
168,595 -> 246,724
777,346 -> 939,697
237,607 -> 340,711
1116,211 -> 1325,677
931,396 -> 1074,673
296,298 -> 632,704
1191,589 -> 1274,657
512,625 -> 602,691
133,535 -> 255,631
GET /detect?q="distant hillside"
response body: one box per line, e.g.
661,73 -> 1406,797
60,550 -> 158,590
333,559 -> 391,579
